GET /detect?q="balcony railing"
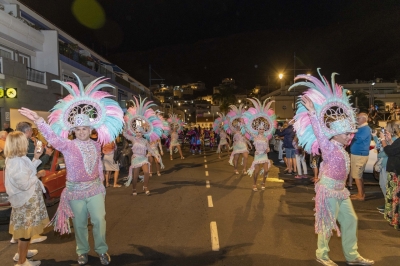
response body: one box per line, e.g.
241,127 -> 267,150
26,67 -> 46,84
0,57 -> 3,74
59,42 -> 114,79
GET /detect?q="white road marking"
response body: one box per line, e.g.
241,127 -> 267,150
266,177 -> 284,183
206,180 -> 210,188
210,221 -> 220,251
204,159 -> 207,162
205,171 -> 209,176
204,156 -> 206,158
205,165 -> 208,168
207,195 -> 213,207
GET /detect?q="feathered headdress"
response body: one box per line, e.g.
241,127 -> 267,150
242,97 -> 277,139
48,73 -> 124,145
289,68 -> 357,155
124,97 -> 163,142
156,110 -> 170,139
224,104 -> 247,136
212,113 -> 228,134
167,113 -> 184,133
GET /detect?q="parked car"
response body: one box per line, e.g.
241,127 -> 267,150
364,140 -> 379,181
0,151 -> 66,223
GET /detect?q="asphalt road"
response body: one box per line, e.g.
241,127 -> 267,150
0,147 -> 399,266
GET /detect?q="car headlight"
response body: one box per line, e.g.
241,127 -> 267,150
0,192 -> 9,204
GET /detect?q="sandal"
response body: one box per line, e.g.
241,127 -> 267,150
235,170 -> 239,175
157,172 -> 161,176
252,185 -> 258,192
261,183 -> 265,190
105,184 -> 110,188
113,184 -> 122,188
149,172 -> 153,177
132,189 -> 137,196
143,186 -> 150,196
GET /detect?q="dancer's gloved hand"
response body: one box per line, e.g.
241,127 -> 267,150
301,96 -> 315,112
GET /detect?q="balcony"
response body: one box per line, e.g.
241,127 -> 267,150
26,66 -> 46,87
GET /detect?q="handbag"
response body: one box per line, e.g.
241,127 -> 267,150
374,157 -> 383,173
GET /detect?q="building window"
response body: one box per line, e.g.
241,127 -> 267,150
18,53 -> 30,67
0,46 -> 13,59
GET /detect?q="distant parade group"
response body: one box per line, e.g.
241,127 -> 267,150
11,68 -> 400,265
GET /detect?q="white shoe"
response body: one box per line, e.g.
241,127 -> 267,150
15,259 -> 41,266
316,258 -> 338,266
30,236 -> 47,244
10,237 -> 17,244
13,250 -> 39,261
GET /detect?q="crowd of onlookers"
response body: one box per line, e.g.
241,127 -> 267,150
274,112 -> 400,230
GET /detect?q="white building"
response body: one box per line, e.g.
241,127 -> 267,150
0,0 -> 153,128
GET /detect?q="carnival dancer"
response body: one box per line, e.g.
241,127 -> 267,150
148,139 -> 163,176
242,98 -> 276,191
19,75 -> 124,265
225,104 -> 251,174
168,114 -> 185,160
213,113 -> 231,159
123,97 -> 165,195
291,69 -> 374,266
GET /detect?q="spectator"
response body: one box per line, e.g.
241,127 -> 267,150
372,121 -> 399,213
0,130 -> 7,157
3,122 -> 14,133
293,136 -> 307,179
380,121 -> 400,230
102,140 -> 121,188
276,119 -> 297,175
4,131 -> 49,266
348,113 -> 371,201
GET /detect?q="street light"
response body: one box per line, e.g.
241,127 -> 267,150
279,73 -> 283,80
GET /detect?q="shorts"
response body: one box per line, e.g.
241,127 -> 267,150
310,154 -> 321,169
350,154 -> 369,179
285,148 -> 296,158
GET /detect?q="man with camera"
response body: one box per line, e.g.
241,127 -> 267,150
348,113 -> 371,201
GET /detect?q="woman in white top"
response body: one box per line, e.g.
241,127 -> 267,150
5,131 -> 48,266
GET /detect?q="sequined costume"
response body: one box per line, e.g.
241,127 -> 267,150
216,131 -> 228,153
247,136 -> 270,176
123,132 -> 164,179
35,118 -> 105,235
228,132 -> 249,166
309,113 -> 351,237
149,140 -> 162,158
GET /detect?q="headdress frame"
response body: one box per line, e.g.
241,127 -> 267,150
167,113 -> 184,133
123,97 -> 164,142
242,97 -> 277,139
224,104 -> 246,135
213,112 -> 227,134
289,69 -> 357,155
48,73 -> 124,145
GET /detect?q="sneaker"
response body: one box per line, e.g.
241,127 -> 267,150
30,236 -> 47,244
13,250 -> 39,261
77,253 -> 88,265
377,206 -> 384,212
316,258 -> 338,266
10,236 -> 17,244
279,160 -> 284,163
346,256 -> 374,265
98,253 -> 111,265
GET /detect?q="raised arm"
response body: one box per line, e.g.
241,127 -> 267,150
19,108 -> 69,151
301,96 -> 333,152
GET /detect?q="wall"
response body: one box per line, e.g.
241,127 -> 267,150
36,30 -> 59,75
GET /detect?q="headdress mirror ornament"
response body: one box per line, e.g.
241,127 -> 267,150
48,73 -> 124,144
242,97 -> 277,139
224,104 -> 247,136
289,68 -> 357,155
124,97 -> 164,141
167,113 -> 184,133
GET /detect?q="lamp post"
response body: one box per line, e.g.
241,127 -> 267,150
369,82 -> 375,106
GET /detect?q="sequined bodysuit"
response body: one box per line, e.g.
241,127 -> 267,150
229,131 -> 249,166
35,118 -> 105,234
247,135 -> 270,176
310,114 -> 351,237
217,131 -> 228,153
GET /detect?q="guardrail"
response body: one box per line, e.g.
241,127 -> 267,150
26,67 -> 46,84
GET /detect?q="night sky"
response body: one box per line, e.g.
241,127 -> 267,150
20,0 -> 400,92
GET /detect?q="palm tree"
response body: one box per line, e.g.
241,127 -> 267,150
212,84 -> 236,113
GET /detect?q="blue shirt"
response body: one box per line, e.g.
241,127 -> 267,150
350,124 -> 371,156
